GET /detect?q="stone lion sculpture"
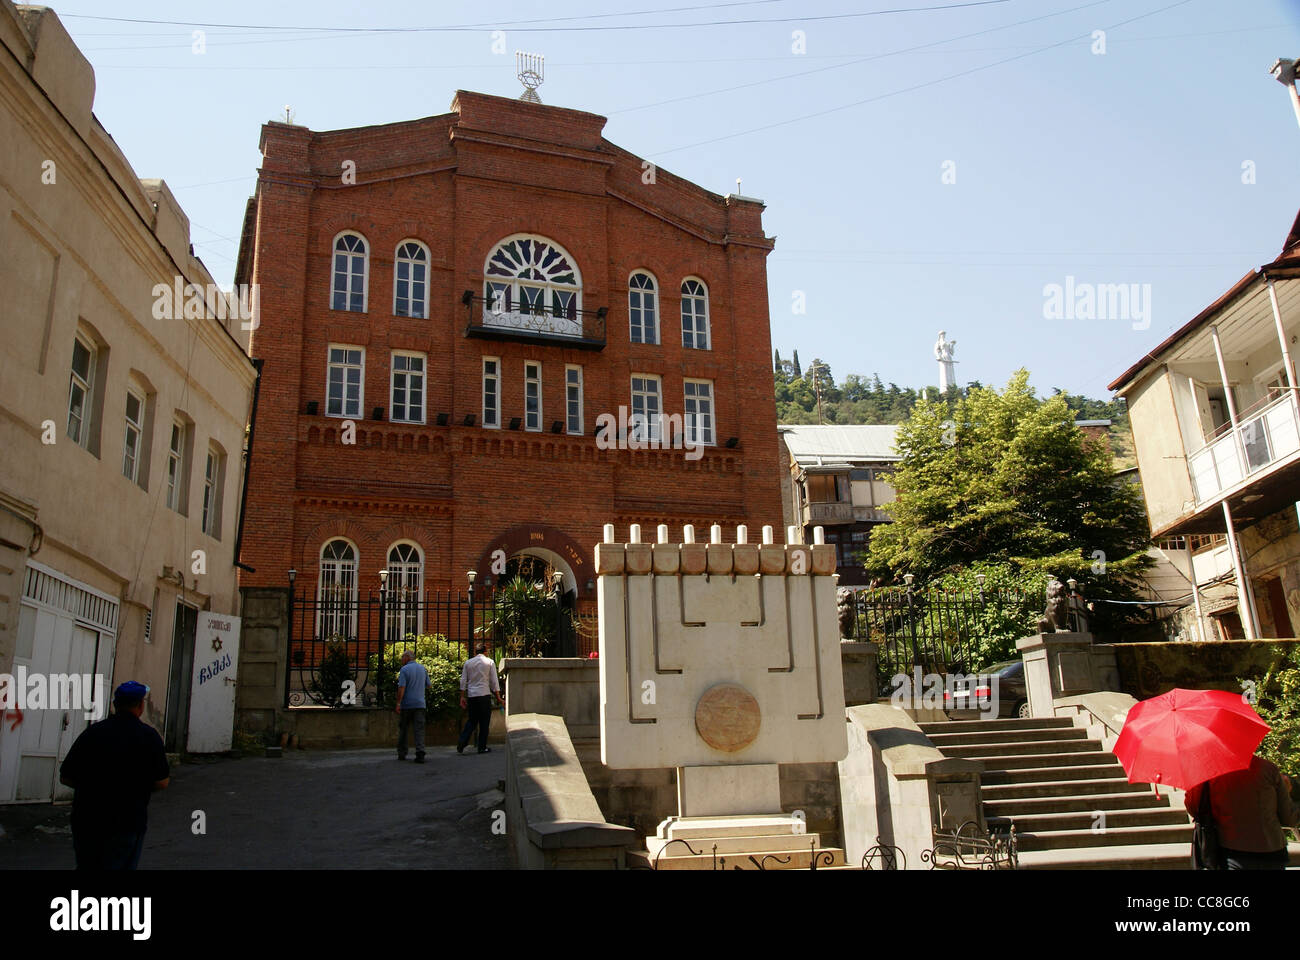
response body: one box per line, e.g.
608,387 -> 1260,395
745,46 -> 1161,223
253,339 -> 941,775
1037,578 -> 1070,633
837,587 -> 857,640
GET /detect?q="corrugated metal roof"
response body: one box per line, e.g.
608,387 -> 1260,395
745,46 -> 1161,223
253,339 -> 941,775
778,424 -> 900,464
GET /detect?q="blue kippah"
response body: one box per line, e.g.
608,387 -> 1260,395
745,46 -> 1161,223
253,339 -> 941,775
114,680 -> 149,699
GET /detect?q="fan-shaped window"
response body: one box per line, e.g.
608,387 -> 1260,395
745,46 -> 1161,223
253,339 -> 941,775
629,272 -> 658,345
385,542 -> 424,640
332,233 -> 368,312
681,278 -> 710,350
394,241 -> 428,319
318,538 -> 358,639
483,235 -> 582,336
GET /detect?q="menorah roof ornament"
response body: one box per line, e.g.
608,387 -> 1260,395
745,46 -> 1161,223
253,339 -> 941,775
516,51 -> 544,104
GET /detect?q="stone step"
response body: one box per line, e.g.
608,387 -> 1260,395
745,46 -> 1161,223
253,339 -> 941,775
941,738 -> 1103,760
976,751 -> 1119,772
658,814 -> 807,840
988,806 -> 1187,835
926,727 -> 1089,748
630,846 -> 848,870
982,777 -> 1146,800
1016,842 -> 1196,870
647,832 -> 824,857
919,717 -> 1075,734
1011,823 -> 1194,851
981,761 -> 1126,783
985,792 -> 1170,817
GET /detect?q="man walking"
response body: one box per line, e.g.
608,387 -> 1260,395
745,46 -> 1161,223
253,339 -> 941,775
395,650 -> 430,763
457,643 -> 504,755
58,680 -> 169,870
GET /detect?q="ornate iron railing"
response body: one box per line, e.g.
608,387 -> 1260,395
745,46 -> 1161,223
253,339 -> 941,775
921,820 -> 1017,870
462,291 -> 607,349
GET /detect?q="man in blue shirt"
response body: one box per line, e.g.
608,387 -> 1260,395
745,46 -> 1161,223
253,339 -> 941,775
395,650 -> 431,763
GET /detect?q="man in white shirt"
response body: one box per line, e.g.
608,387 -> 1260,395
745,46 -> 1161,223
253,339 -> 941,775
457,643 -> 504,755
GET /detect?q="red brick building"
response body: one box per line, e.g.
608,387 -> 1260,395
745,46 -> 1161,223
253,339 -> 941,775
235,89 -> 782,643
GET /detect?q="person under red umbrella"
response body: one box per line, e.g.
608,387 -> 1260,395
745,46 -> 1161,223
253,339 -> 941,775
1184,756 -> 1298,870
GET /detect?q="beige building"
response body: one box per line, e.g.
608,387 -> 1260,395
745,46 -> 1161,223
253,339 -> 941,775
0,4 -> 257,801
1109,210 -> 1300,642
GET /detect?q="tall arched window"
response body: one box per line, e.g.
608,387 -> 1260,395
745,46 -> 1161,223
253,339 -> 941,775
318,538 -> 358,639
681,278 -> 710,350
385,542 -> 424,640
483,235 -> 582,337
331,233 -> 368,312
629,271 -> 658,345
394,241 -> 428,319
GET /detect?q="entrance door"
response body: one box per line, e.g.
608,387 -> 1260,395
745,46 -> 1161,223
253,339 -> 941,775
1263,578 -> 1294,638
164,602 -> 199,752
185,612 -> 241,753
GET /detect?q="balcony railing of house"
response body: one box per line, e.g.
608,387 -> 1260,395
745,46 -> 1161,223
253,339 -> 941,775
804,500 -> 855,524
1187,391 -> 1300,505
461,291 -> 607,350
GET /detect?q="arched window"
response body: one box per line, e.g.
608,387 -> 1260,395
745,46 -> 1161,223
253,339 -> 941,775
629,271 -> 658,345
394,241 -> 428,319
681,278 -> 710,350
483,235 -> 582,336
385,542 -> 424,640
318,538 -> 358,639
331,233 -> 368,312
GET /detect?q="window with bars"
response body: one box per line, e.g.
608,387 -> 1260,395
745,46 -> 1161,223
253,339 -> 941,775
681,278 -> 710,350
318,538 -> 358,639
525,361 -> 542,431
327,346 -> 364,418
684,378 -> 714,445
631,374 -> 662,442
331,233 -> 368,312
385,542 -> 424,640
390,352 -> 426,424
566,365 -> 583,435
394,241 -> 428,318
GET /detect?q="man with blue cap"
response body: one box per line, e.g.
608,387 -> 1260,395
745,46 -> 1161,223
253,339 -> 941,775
59,680 -> 170,870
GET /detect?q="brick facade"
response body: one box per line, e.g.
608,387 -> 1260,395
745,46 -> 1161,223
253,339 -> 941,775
236,90 -> 782,623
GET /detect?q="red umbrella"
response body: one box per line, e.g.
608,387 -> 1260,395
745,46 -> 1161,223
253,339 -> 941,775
1113,688 -> 1270,791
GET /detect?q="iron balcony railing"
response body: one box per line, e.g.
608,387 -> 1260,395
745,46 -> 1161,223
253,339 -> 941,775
461,291 -> 607,349
1187,391 -> 1300,505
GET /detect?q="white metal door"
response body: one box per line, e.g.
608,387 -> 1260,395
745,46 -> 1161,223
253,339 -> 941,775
185,612 -> 241,753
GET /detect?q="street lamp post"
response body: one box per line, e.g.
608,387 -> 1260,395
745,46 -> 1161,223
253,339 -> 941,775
378,568 -> 388,707
466,569 -> 477,662
1270,58 -> 1300,130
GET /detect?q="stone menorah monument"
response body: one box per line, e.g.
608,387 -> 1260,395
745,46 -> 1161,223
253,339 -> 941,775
596,522 -> 848,844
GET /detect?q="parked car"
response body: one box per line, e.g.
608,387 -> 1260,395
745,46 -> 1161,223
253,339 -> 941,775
943,659 -> 1028,720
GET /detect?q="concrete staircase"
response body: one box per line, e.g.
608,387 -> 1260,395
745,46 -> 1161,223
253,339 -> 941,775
920,716 -> 1195,869
627,814 -> 851,870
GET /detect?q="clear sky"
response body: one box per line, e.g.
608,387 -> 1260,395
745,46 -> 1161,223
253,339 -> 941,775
56,0 -> 1300,399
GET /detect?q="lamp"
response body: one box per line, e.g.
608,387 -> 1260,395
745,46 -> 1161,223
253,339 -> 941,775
975,573 -> 985,588
379,569 -> 388,588
509,417 -> 522,430
1067,577 -> 1077,592
463,414 -> 475,427
903,573 -> 914,589
725,437 -> 739,448
467,570 -> 477,585
288,568 -> 297,585
586,579 -> 595,593
461,289 -> 474,306
371,406 -> 383,421
436,412 -> 449,426
551,420 -> 563,434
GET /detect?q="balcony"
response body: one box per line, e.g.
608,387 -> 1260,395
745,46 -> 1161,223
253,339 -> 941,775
1187,392 -> 1300,504
803,500 -> 854,525
462,292 -> 606,350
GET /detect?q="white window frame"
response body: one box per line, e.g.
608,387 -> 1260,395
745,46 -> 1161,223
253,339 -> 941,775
385,541 -> 424,639
201,445 -> 223,538
165,419 -> 187,513
318,538 -> 359,640
326,344 -> 365,419
565,364 -> 584,436
390,351 -> 426,424
681,277 -> 711,350
482,234 -> 583,323
393,240 -> 429,319
67,333 -> 96,449
630,373 -> 663,443
629,271 -> 659,345
524,361 -> 542,432
331,231 -> 369,313
684,378 -> 715,446
482,356 -> 501,429
122,387 -> 144,483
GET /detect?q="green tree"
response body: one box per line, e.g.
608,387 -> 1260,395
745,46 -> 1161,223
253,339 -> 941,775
863,370 -> 1152,634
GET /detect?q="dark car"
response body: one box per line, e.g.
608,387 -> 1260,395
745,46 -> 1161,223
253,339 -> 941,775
943,659 -> 1028,720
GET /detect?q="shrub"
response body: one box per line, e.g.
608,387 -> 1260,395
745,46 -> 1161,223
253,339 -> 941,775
311,638 -> 354,706
1247,645 -> 1300,782
369,634 -> 465,720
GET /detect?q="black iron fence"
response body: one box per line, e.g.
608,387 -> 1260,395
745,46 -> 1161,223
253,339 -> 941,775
841,584 -> 1078,689
285,585 -> 577,708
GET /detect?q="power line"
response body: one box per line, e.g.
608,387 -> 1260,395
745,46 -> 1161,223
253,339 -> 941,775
650,0 -> 1193,156
62,1 -> 1011,36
